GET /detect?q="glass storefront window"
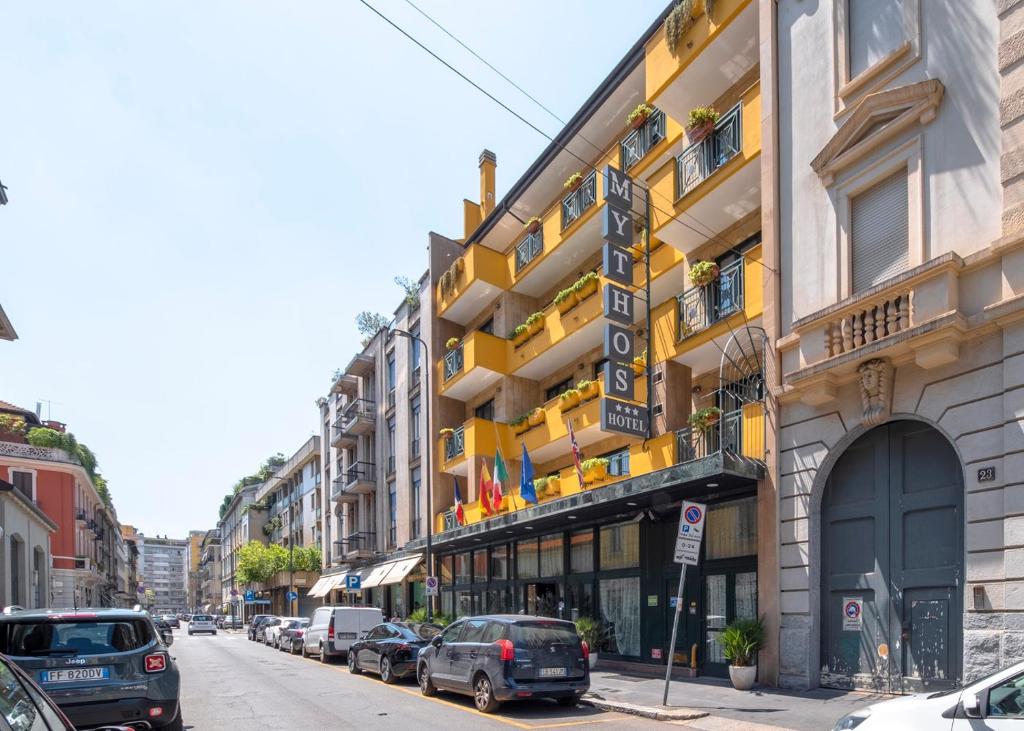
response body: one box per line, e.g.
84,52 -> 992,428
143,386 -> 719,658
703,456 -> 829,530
491,545 -> 509,580
706,574 -> 727,664
455,553 -> 471,584
473,550 -> 487,582
600,522 -> 639,570
705,496 -> 757,560
441,591 -> 453,618
455,590 -> 473,618
485,587 -> 511,613
440,556 -> 453,585
599,576 -> 640,656
567,582 -> 594,621
517,538 -> 538,579
539,533 -> 563,577
570,529 -> 594,573
736,571 -> 757,619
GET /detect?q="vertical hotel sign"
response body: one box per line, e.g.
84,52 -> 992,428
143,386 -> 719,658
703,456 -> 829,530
599,164 -> 649,439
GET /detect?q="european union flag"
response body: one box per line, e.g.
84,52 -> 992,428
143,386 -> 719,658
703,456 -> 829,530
519,442 -> 537,504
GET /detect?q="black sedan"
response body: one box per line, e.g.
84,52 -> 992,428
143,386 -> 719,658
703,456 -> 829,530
277,618 -> 310,654
348,622 -> 441,683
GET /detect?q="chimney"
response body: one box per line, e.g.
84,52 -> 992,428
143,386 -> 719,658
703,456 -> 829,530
479,149 -> 496,217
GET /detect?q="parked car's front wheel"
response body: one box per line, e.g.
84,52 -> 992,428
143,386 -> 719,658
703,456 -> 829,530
319,644 -> 330,664
348,650 -> 361,674
418,663 -> 436,697
473,674 -> 500,714
380,656 -> 396,684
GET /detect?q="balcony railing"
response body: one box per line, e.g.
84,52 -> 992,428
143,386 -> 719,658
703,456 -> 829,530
621,108 -> 666,171
444,426 -> 465,462
340,531 -> 376,554
675,409 -> 743,464
676,103 -> 742,199
677,259 -> 744,340
346,461 -> 375,485
342,398 -> 375,426
561,171 -> 598,230
443,344 -> 464,381
514,230 -> 544,273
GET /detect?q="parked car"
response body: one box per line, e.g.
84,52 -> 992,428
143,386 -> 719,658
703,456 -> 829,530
277,619 -> 310,654
416,615 -> 589,713
265,617 -> 303,649
0,650 -> 87,730
182,614 -> 192,623
0,608 -> 183,729
256,617 -> 281,644
161,614 -> 179,629
217,615 -> 243,630
247,615 -> 271,641
188,614 -> 217,636
303,606 -> 384,662
348,622 -> 441,683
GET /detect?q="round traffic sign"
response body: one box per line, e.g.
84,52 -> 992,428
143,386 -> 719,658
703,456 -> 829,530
844,601 -> 861,620
684,506 -> 702,524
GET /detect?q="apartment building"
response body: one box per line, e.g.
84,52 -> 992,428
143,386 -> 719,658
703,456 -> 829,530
420,0 -> 766,680
254,436 -> 322,616
135,534 -> 188,615
217,483 -> 266,618
310,277 -> 431,617
186,529 -> 204,612
197,529 -> 221,613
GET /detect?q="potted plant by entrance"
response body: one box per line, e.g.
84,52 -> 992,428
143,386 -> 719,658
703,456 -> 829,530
554,287 -> 578,316
525,312 -> 545,337
564,171 -> 584,193
574,616 -> 602,669
626,103 -> 654,130
558,388 -> 582,413
525,216 -> 543,235
510,324 -> 530,348
721,617 -> 764,690
687,106 -> 721,143
577,379 -> 600,401
445,337 -> 460,351
688,406 -> 722,432
688,260 -> 720,288
574,271 -> 600,300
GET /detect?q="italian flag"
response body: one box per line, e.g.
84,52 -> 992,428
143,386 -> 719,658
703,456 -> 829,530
480,461 -> 494,516
493,447 -> 509,511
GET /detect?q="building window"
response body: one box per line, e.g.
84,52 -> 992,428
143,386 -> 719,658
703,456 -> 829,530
604,448 -> 630,477
9,471 -> 33,501
473,550 -> 487,583
593,358 -> 608,380
411,468 -> 421,538
479,317 -> 494,335
440,555 -> 453,585
491,544 -> 509,580
410,323 -> 421,375
705,496 -> 758,560
545,378 -> 573,402
600,522 -> 639,570
848,0 -> 907,79
388,481 -> 397,547
599,577 -> 640,656
410,396 -> 421,457
570,529 -> 594,574
516,538 -> 538,579
386,417 -> 396,474
851,169 -> 909,293
539,533 -> 563,577
454,553 -> 471,584
474,399 -> 495,422
386,353 -> 396,392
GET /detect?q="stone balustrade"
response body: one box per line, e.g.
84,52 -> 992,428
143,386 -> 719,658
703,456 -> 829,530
825,290 -> 910,358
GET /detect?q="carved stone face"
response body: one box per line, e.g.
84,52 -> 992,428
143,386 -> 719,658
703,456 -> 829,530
860,366 -> 880,397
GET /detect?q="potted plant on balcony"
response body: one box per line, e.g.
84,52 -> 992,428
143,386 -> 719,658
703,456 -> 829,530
687,106 -> 721,143
0,414 -> 27,443
525,312 -> 545,337
439,427 -> 455,441
665,0 -> 698,54
533,476 -> 551,498
626,103 -> 654,130
527,406 -> 546,428
558,388 -> 582,413
688,406 -> 722,432
525,216 -> 543,235
510,324 -> 530,348
577,379 -> 600,401
632,349 -> 647,376
581,457 -> 610,485
721,617 -> 764,690
575,616 -> 603,669
563,171 -> 584,193
453,256 -> 465,275
510,415 -> 530,436
445,337 -> 460,351
688,260 -> 720,287
554,287 -> 578,316
574,271 -> 599,300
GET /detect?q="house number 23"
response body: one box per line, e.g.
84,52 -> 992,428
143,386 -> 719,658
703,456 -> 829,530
978,466 -> 996,482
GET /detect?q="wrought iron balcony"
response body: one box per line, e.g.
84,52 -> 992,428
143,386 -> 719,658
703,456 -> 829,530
514,230 -> 544,273
676,103 -> 742,199
677,259 -> 744,340
332,398 -> 376,446
621,108 -> 666,171
675,409 -> 743,464
561,171 -> 598,230
340,531 -> 376,558
444,426 -> 465,462
443,344 -> 464,381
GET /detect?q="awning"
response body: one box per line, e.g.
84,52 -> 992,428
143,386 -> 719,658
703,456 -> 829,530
306,576 -> 332,598
378,555 -> 423,587
359,563 -> 395,589
310,574 -> 346,598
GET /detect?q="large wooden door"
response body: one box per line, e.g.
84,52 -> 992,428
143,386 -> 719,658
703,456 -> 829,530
821,421 -> 962,693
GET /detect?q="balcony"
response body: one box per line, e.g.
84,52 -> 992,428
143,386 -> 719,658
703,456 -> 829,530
649,82 -> 761,256
343,461 -> 376,496
439,418 -> 510,477
561,171 -> 598,230
677,259 -> 744,339
437,243 -> 511,325
331,398 -> 375,448
340,531 -> 376,561
514,229 -> 544,274
437,330 -> 509,402
620,108 -> 667,171
674,404 -> 765,465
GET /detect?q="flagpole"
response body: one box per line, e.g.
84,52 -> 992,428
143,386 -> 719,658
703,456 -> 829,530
493,421 -> 519,511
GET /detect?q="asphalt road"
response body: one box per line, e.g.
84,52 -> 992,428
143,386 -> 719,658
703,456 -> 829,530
171,626 -> 664,730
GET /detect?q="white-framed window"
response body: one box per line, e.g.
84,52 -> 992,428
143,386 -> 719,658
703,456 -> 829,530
9,470 -> 35,501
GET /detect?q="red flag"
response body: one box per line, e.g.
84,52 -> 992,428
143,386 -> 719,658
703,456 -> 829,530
479,461 -> 494,516
453,476 -> 465,526
567,418 -> 585,488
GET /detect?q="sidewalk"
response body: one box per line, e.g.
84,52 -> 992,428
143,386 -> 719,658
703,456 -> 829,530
582,670 -> 884,730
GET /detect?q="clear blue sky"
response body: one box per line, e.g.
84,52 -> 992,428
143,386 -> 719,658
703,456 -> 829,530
0,0 -> 667,537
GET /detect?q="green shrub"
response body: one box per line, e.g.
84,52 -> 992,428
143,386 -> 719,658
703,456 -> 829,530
720,617 -> 764,667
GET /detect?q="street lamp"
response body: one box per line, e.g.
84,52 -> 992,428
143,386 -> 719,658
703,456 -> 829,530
392,328 -> 433,622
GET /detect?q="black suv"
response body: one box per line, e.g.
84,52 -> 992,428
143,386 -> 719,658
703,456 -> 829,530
416,615 -> 589,713
247,615 -> 271,641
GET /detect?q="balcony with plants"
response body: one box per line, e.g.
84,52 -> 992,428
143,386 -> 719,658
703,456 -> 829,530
675,401 -> 765,466
436,243 -> 511,326
436,330 -> 509,403
437,418 -> 511,477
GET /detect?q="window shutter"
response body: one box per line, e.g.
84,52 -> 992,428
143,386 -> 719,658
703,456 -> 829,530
851,170 -> 908,293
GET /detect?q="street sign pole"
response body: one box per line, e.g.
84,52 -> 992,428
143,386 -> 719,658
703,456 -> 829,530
663,564 -> 686,705
663,500 -> 706,706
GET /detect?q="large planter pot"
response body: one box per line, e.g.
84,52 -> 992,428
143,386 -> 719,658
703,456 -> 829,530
630,114 -> 648,131
588,651 -> 599,670
512,329 -> 531,347
526,220 -> 541,235
556,292 -> 579,316
559,392 -> 581,412
579,382 -> 599,401
575,277 -> 598,300
527,408 -> 545,428
546,477 -> 561,496
729,664 -> 757,691
688,120 -> 715,143
527,318 -> 545,337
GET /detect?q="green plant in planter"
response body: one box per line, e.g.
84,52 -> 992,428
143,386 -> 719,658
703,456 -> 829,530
626,103 -> 654,127
533,476 -> 551,494
688,260 -> 720,287
688,406 -> 723,431
509,324 -> 528,340
445,337 -> 460,350
554,288 -> 576,305
525,312 -> 544,327
574,616 -> 602,649
720,617 -> 764,667
525,216 -> 543,233
580,457 -> 610,472
563,172 -> 584,191
665,0 -> 698,54
573,271 -> 600,296
439,428 -> 455,439
559,388 -> 581,402
687,105 -> 721,129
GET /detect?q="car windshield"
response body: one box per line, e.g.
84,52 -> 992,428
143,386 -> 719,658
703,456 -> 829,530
511,622 -> 580,649
0,619 -> 155,656
192,615 -> 213,622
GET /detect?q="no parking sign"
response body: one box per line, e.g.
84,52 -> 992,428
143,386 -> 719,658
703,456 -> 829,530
842,597 -> 863,631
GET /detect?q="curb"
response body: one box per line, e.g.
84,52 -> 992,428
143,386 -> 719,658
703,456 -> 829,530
580,695 -> 709,721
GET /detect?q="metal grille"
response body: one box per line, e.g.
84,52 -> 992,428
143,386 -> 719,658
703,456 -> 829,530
675,409 -> 742,464
677,259 -> 744,340
676,103 -> 742,199
345,461 -> 375,484
445,426 -> 465,462
561,171 -> 598,230
443,344 -> 464,380
620,108 -> 666,170
515,230 -> 544,272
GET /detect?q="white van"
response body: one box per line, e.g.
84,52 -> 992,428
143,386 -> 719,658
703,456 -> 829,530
302,606 -> 384,662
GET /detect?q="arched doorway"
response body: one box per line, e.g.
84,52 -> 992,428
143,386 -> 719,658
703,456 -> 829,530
820,420 -> 963,694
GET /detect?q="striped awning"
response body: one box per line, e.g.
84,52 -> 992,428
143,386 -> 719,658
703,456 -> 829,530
306,576 -> 332,598
378,556 -> 423,587
309,574 -> 346,598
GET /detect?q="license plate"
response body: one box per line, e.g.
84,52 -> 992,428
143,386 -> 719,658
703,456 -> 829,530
42,667 -> 110,683
539,667 -> 567,678
338,632 -> 357,639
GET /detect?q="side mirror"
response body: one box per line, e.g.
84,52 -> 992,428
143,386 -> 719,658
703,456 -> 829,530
963,692 -> 984,719
431,635 -> 443,648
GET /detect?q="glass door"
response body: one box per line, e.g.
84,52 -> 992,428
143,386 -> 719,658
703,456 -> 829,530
703,569 -> 757,676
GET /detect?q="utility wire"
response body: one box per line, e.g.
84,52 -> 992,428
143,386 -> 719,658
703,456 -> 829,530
358,0 -> 775,274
